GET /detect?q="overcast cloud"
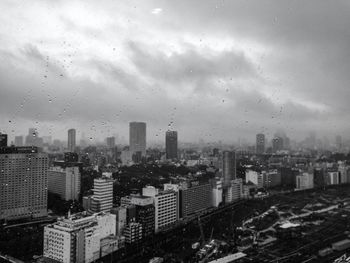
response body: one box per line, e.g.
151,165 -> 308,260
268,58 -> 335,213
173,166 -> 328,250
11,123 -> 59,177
0,0 -> 349,144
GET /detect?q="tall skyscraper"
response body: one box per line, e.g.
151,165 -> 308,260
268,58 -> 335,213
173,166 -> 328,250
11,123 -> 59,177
272,136 -> 284,153
222,151 -> 236,188
0,133 -> 7,147
256,133 -> 265,154
67,129 -> 76,152
91,178 -> 113,213
129,122 -> 146,158
336,135 -> 342,150
14,135 -> 23,146
165,130 -> 178,159
106,136 -> 116,148
0,146 -> 48,220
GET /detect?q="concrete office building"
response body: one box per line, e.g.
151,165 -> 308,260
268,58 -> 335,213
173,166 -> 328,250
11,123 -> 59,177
0,133 -> 8,147
222,151 -> 236,188
143,187 -> 177,232
165,130 -> 178,159
14,135 -> 23,147
210,179 -> 223,207
68,129 -> 76,152
129,122 -> 146,160
106,137 -> 116,148
0,146 -> 48,221
179,183 -> 212,218
123,221 -> 143,244
43,212 -> 117,263
256,133 -> 265,154
48,166 -> 81,201
296,172 -> 314,190
225,178 -> 243,203
111,206 -> 127,236
91,178 -> 114,213
130,196 -> 155,238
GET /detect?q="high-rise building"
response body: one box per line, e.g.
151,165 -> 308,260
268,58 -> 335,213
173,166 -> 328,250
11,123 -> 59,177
43,212 -> 117,263
129,122 -> 146,160
130,196 -> 155,238
210,178 -> 223,207
142,187 -> 177,232
106,137 -> 116,148
222,151 -> 236,188
48,166 -> 81,201
91,178 -> 113,213
272,136 -> 284,153
0,146 -> 48,220
25,128 -> 43,147
256,133 -> 265,154
14,136 -> 23,146
336,135 -> 342,151
225,178 -> 243,203
165,130 -> 178,160
123,222 -> 143,245
296,172 -> 314,190
111,206 -> 127,236
68,129 -> 76,152
179,183 -> 212,218
0,133 -> 8,147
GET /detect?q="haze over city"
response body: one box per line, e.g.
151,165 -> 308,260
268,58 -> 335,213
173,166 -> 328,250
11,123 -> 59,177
1,0 -> 350,143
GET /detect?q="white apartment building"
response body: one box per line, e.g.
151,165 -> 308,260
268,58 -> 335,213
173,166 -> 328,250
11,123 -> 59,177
43,212 -> 116,263
91,178 -> 113,213
143,187 -> 177,232
48,166 -> 81,201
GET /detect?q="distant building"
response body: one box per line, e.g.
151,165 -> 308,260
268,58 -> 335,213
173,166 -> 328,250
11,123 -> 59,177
245,170 -> 263,188
129,122 -> 146,160
67,128 -> 76,152
222,151 -> 236,188
263,170 -> 281,188
165,130 -> 178,159
43,212 -> 117,263
296,172 -> 314,190
326,171 -> 340,185
91,178 -> 114,213
14,135 -> 23,147
272,136 -> 284,153
25,128 -> 43,147
48,166 -> 81,201
336,135 -> 342,150
0,133 -> 8,147
0,146 -> 48,220
210,179 -> 223,207
256,133 -> 265,154
179,183 -> 212,218
225,178 -> 243,203
106,137 -> 116,148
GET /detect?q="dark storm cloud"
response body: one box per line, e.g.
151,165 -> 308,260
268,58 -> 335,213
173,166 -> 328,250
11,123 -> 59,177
1,0 -> 350,142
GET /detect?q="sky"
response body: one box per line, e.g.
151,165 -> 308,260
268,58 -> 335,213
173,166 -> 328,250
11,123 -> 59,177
0,0 -> 350,144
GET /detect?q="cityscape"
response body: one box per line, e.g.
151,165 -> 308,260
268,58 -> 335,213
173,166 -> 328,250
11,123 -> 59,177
1,1 -> 350,263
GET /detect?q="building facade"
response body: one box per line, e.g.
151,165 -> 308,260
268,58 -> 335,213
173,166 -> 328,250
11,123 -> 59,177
129,122 -> 146,160
91,178 -> 114,213
68,129 -> 76,152
43,212 -> 117,263
0,146 -> 48,221
48,166 -> 81,201
222,151 -> 236,188
256,133 -> 265,154
165,130 -> 178,159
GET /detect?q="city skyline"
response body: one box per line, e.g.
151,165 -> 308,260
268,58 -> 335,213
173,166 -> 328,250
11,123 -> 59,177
1,1 -> 350,142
